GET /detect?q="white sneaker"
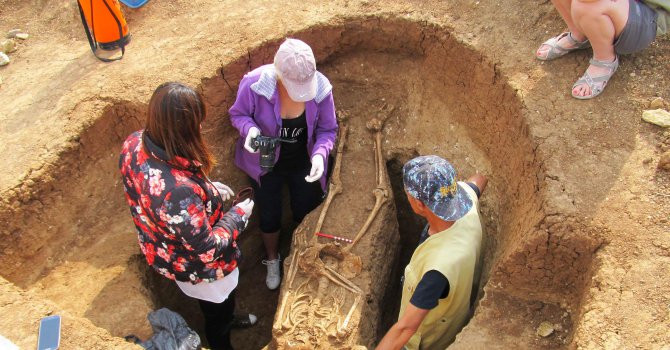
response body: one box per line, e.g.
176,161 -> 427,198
262,254 -> 281,290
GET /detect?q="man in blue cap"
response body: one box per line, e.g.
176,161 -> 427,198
376,155 -> 487,350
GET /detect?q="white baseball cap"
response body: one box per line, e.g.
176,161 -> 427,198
274,38 -> 317,102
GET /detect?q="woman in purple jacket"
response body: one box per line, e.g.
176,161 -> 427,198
229,38 -> 338,290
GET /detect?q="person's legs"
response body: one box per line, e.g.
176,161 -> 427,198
198,292 -> 236,350
570,0 -> 629,97
250,173 -> 283,289
250,173 -> 283,260
551,0 -> 579,34
261,230 -> 281,290
262,233 -> 280,260
537,0 -> 589,59
286,164 -> 324,224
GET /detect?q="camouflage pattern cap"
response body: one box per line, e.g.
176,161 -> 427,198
402,155 -> 472,221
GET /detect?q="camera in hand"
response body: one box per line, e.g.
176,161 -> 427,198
250,135 -> 297,171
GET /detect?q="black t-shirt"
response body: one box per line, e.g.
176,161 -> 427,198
409,182 -> 481,310
273,112 -> 309,172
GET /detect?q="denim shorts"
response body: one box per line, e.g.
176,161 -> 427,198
614,0 -> 658,55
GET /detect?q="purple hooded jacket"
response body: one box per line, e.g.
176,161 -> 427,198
229,64 -> 338,191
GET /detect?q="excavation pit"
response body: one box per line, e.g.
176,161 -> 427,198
0,16 -> 599,349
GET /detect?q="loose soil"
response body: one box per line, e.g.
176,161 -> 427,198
0,0 -> 668,349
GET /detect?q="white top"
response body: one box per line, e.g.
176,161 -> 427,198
175,267 -> 239,303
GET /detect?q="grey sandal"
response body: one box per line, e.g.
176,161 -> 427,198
536,32 -> 591,61
571,56 -> 619,100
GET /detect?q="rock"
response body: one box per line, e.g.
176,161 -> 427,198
0,52 -> 9,66
15,33 -> 29,40
650,97 -> 666,109
659,152 -> 670,171
0,39 -> 17,54
6,29 -> 22,38
536,321 -> 555,337
642,109 -> 670,128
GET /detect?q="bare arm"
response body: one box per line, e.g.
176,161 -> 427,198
375,304 -> 429,350
466,173 -> 488,195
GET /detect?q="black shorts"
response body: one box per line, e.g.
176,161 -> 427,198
250,164 -> 324,233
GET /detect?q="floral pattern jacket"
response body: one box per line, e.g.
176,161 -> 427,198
119,130 -> 247,284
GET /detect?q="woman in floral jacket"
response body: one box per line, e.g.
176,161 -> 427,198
119,82 -> 255,350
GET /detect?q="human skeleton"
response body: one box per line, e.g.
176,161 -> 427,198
272,111 -> 392,349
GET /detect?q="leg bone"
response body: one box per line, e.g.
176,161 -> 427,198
349,187 -> 388,249
348,129 -> 389,249
323,265 -> 364,294
312,125 -> 348,243
338,295 -> 362,336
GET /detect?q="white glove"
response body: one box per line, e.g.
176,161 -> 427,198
212,182 -> 234,201
235,198 -> 254,219
244,127 -> 261,154
305,155 -> 324,183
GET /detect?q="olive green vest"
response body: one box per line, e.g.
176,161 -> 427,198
399,183 -> 483,350
643,0 -> 670,34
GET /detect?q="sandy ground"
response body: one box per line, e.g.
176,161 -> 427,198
0,0 -> 669,349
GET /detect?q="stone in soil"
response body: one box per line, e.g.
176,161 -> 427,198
0,53 -> 9,66
659,152 -> 670,171
0,39 -> 17,54
650,97 -> 666,109
642,109 -> 670,128
14,33 -> 29,40
6,29 -> 22,39
536,321 -> 555,337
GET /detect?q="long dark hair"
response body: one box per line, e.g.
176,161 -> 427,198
144,82 -> 215,174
